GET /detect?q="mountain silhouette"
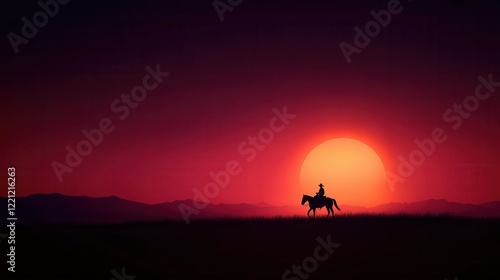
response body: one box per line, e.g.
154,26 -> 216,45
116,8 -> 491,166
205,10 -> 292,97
2,194 -> 500,224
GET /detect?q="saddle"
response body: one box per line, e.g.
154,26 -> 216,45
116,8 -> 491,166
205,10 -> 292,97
314,195 -> 328,202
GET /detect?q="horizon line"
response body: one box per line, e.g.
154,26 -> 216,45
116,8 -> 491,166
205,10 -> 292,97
1,192 -> 499,208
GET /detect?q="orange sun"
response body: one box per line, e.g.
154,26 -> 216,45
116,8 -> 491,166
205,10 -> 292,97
300,138 -> 386,207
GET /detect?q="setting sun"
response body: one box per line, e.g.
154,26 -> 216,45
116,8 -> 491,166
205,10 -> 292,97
300,138 -> 386,207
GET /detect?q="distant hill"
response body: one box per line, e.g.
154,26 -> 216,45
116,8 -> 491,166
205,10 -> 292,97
1,194 -> 499,224
368,199 -> 500,217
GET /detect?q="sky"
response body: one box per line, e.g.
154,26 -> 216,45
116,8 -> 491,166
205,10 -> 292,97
1,0 -> 500,207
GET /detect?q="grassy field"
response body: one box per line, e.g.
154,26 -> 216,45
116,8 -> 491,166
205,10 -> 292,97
5,214 -> 500,279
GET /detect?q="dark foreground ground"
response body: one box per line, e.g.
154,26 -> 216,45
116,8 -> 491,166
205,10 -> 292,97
2,215 -> 500,280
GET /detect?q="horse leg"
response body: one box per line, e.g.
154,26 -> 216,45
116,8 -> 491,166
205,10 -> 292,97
307,208 -> 312,218
313,209 -> 316,218
326,207 -> 330,218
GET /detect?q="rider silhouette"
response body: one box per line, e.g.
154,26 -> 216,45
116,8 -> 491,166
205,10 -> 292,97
315,183 -> 325,198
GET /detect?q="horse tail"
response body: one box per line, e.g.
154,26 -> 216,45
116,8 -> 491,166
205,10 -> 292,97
332,198 -> 341,211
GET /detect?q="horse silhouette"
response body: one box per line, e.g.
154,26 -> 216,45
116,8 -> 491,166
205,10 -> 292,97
301,195 -> 341,218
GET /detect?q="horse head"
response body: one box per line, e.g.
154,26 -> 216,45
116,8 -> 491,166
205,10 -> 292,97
301,195 -> 308,205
